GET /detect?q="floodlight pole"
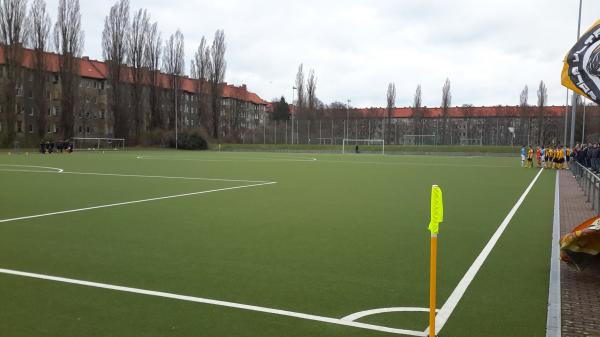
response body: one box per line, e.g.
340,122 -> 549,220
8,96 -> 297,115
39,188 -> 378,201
346,99 -> 351,140
569,0 -> 583,148
581,97 -> 586,143
292,86 -> 297,145
563,90 -> 569,146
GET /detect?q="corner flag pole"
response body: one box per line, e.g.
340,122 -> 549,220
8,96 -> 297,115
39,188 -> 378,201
428,185 -> 444,337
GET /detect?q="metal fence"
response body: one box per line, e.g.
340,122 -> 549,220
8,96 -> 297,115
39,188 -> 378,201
571,161 -> 600,214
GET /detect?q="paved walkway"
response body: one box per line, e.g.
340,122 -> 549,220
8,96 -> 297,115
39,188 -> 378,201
559,170 -> 600,337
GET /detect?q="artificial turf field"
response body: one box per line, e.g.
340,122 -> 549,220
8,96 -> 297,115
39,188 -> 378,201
0,150 -> 555,337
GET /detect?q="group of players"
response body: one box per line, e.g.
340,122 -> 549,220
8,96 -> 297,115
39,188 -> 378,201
520,145 -> 570,169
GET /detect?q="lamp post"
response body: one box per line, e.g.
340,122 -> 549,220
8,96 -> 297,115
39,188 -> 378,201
346,99 -> 351,140
582,97 -> 586,144
292,86 -> 297,145
569,0 -> 583,148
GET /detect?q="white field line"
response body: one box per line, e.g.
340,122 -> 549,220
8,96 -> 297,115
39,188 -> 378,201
342,307 -> 435,322
0,164 -> 64,172
57,171 -> 270,184
0,181 -> 276,224
426,168 -> 545,335
316,159 -> 515,169
546,172 -> 561,337
0,267 -> 426,337
0,168 -> 270,184
136,155 -> 318,163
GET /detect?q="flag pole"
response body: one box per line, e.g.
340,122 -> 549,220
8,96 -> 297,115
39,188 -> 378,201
428,185 -> 443,337
429,233 -> 438,337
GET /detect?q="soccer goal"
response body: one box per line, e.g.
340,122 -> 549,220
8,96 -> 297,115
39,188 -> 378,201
72,137 -> 126,151
342,139 -> 385,155
403,134 -> 437,146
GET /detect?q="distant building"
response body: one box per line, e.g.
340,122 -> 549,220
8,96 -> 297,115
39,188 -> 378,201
0,47 -> 268,144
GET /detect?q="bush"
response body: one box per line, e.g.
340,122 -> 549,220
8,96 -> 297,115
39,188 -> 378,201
139,129 -> 171,147
171,129 -> 208,150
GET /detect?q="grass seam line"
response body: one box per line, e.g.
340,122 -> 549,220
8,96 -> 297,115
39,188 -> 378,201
427,168 -> 545,335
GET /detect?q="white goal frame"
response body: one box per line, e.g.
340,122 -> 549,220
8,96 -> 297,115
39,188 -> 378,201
342,139 -> 385,155
72,137 -> 126,151
403,134 -> 437,146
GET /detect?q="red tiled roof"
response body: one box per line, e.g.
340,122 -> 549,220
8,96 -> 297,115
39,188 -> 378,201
0,45 -> 267,106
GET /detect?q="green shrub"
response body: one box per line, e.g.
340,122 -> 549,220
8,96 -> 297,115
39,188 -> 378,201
171,129 -> 208,150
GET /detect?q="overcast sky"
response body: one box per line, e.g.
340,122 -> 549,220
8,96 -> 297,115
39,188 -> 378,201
43,0 -> 600,108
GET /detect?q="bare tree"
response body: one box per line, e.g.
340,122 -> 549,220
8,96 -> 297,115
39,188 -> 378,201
162,29 -> 184,135
209,29 -> 226,139
306,69 -> 317,119
462,104 -> 475,140
412,84 -> 422,135
386,82 -> 396,144
127,7 -> 149,142
54,0 -> 83,140
519,85 -> 529,145
102,0 -> 130,139
441,78 -> 451,144
0,0 -> 28,145
536,80 -> 547,144
295,63 -> 305,117
26,0 -> 51,139
192,36 -> 209,129
144,21 -> 161,129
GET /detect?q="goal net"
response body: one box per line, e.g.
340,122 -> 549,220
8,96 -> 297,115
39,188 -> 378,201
342,139 -> 385,154
403,134 -> 437,146
72,137 -> 126,151
460,138 -> 483,146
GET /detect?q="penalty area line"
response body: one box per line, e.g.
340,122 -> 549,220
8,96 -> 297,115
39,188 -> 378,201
0,267 -> 426,336
428,168 -> 545,335
0,181 -> 276,224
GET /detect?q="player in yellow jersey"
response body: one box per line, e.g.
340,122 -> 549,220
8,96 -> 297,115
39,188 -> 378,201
526,146 -> 534,168
546,147 -> 553,169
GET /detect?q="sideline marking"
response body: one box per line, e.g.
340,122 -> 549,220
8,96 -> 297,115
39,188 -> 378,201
0,182 -> 276,224
342,307 -> 435,322
546,172 -> 561,337
426,168 -> 545,335
0,168 -> 270,184
0,164 -> 64,173
136,155 -> 318,162
0,267 -> 425,336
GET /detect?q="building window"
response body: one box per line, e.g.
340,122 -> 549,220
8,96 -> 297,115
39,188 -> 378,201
28,107 -> 34,116
79,126 -> 82,133
28,124 -> 33,133
86,126 -> 90,134
16,121 -> 22,133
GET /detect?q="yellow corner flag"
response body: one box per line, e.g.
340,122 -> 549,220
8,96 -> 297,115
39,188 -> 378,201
428,185 -> 443,337
428,185 -> 444,234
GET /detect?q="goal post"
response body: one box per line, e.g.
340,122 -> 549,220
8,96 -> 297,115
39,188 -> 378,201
72,137 -> 126,151
342,139 -> 385,154
403,134 -> 437,146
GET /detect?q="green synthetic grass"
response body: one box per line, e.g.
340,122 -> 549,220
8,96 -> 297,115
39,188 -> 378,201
0,150 -> 554,337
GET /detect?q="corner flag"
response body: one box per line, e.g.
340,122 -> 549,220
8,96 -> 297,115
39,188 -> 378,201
428,185 -> 443,337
